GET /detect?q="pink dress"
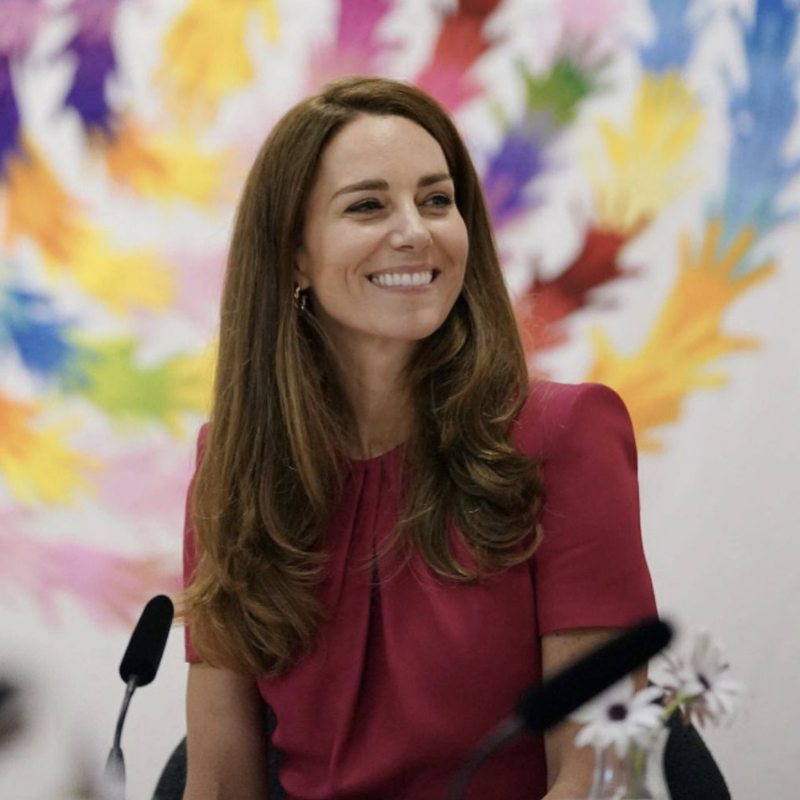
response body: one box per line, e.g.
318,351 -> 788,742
184,381 -> 657,800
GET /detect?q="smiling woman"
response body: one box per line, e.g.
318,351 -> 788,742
180,76 -> 656,800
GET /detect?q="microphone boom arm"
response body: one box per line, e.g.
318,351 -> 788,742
105,676 -> 138,800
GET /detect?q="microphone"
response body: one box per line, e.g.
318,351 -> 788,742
516,616 -> 673,733
447,617 -> 673,800
119,594 -> 175,687
105,595 -> 174,800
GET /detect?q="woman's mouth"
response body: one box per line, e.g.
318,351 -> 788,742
368,270 -> 436,288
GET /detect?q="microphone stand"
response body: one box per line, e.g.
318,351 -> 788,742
446,717 -> 522,800
104,676 -> 139,800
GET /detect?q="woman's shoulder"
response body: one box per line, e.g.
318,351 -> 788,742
512,380 -> 633,457
520,380 -> 628,417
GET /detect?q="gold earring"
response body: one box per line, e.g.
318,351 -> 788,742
293,284 -> 307,313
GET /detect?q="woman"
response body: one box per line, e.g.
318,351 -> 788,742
181,76 -> 656,800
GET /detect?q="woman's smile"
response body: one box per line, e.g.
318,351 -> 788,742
367,266 -> 439,289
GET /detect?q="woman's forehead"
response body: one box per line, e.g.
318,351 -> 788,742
315,115 -> 451,190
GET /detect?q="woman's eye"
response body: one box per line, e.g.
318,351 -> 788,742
424,193 -> 454,208
346,199 -> 383,213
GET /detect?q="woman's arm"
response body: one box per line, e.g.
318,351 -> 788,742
540,627 -> 648,800
182,663 -> 270,800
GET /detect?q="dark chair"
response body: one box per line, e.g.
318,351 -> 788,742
151,738 -> 186,800
153,709 -> 729,800
663,710 -> 730,799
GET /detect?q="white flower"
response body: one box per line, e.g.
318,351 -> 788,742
662,631 -> 744,726
572,677 -> 665,757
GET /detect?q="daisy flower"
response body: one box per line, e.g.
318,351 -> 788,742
572,677 -> 665,757
661,631 -> 743,726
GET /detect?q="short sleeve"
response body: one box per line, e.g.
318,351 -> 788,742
183,423 -> 209,664
523,382 -> 657,634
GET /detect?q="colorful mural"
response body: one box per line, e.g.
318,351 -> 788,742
0,0 -> 794,626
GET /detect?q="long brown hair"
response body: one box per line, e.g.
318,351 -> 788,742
184,76 -> 543,677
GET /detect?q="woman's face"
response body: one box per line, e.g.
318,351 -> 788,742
296,114 -> 468,362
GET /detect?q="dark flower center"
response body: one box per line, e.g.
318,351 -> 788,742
608,703 -> 628,721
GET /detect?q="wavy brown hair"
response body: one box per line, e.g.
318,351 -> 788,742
184,76 -> 543,678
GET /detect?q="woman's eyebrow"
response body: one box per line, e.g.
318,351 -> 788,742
331,172 -> 453,200
332,178 -> 388,199
418,172 -> 452,188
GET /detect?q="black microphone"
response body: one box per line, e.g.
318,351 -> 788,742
447,617 -> 673,800
516,616 -> 673,733
119,594 -> 175,687
105,595 -> 174,800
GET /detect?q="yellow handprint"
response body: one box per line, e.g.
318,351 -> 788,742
588,71 -> 704,235
155,0 -> 280,125
0,391 -> 98,505
587,218 -> 775,451
3,141 -> 174,314
100,117 -> 237,206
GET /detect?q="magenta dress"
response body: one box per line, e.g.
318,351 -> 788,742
184,381 -> 657,800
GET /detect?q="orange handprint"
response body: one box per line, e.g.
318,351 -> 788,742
586,218 -> 775,450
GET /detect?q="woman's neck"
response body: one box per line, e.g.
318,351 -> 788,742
331,340 -> 414,459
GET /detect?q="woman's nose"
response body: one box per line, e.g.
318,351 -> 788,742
389,205 -> 432,251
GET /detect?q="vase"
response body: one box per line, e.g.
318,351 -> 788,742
587,729 -> 670,799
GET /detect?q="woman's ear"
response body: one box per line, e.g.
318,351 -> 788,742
294,249 -> 311,290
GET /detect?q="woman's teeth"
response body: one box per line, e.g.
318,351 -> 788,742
369,270 -> 434,287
